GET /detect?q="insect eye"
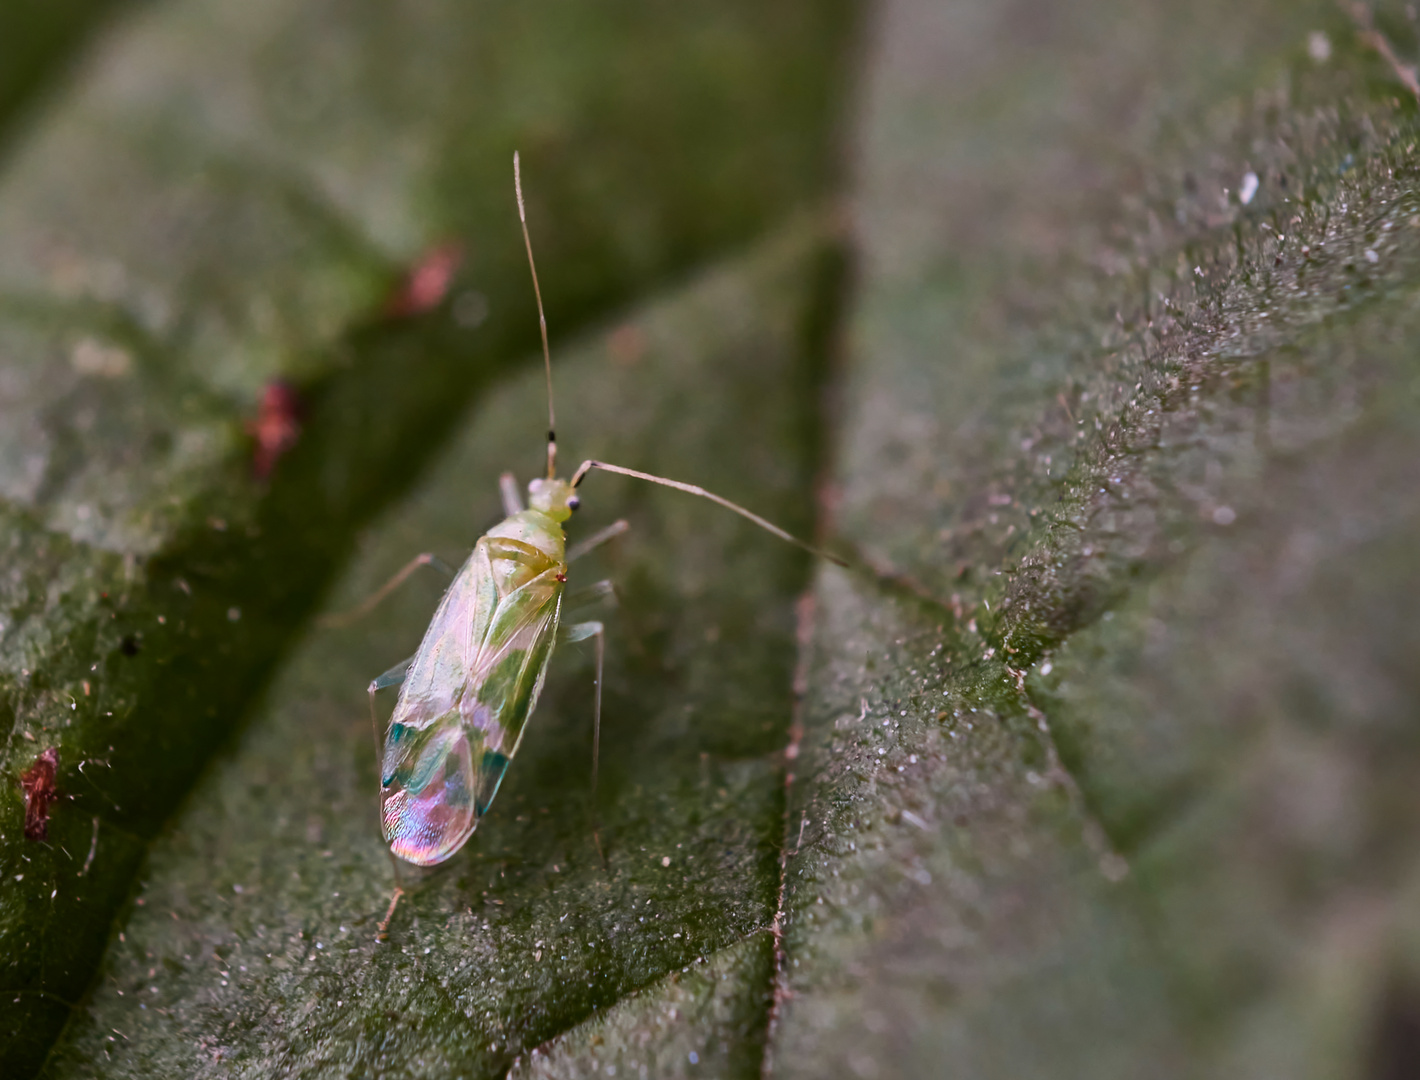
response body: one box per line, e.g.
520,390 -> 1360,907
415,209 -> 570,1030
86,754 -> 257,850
567,496 -> 580,512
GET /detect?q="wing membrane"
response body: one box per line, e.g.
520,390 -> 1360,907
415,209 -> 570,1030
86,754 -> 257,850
391,542 -> 497,728
381,714 -> 478,865
463,567 -> 562,755
380,537 -> 564,865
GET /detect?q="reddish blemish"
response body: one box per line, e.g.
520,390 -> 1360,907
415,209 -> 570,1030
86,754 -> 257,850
608,323 -> 646,367
555,572 -> 567,583
245,379 -> 304,480
20,747 -> 59,841
386,242 -> 464,318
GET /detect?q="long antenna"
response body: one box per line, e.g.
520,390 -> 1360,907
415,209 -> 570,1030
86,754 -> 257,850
514,151 -> 557,479
569,460 -> 847,566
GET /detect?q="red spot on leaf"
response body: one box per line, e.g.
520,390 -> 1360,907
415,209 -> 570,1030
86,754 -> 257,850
245,379 -> 304,480
386,242 -> 464,318
21,747 -> 58,841
607,323 -> 646,367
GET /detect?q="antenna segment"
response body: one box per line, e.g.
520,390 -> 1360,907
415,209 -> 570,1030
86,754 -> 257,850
514,151 -> 557,479
569,460 -> 848,566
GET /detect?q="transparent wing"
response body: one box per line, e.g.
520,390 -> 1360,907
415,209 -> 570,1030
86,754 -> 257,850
390,542 -> 497,730
461,566 -> 563,813
380,542 -> 496,866
381,712 -> 480,866
380,547 -> 562,866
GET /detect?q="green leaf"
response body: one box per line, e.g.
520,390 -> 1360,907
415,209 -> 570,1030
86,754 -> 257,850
772,2 -> 1420,1078
493,1 -> 1420,1076
43,219 -> 839,1076
12,0 -> 1420,1075
0,0 -> 131,148
0,0 -> 855,1072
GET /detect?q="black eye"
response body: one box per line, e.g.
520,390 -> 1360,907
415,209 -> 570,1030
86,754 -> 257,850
567,496 -> 580,511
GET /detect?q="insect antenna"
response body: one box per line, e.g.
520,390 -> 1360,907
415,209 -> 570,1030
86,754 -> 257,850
569,460 -> 848,566
514,151 -> 558,480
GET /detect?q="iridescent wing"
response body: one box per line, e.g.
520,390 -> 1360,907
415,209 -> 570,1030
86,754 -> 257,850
380,536 -> 563,866
458,561 -> 563,819
394,542 -> 499,724
379,542 -> 496,865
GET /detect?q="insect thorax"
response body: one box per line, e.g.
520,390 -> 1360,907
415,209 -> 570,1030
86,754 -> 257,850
484,509 -> 566,589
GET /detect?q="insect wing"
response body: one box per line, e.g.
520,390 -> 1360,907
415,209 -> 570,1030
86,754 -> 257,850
462,565 -> 563,816
398,544 -> 499,720
380,545 -> 497,866
380,539 -> 564,866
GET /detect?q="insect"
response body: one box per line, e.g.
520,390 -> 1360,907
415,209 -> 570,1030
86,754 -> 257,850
350,155 -> 841,919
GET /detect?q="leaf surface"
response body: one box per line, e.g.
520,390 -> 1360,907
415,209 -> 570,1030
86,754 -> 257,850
0,0 -> 855,1072
43,223 -> 840,1077
772,2 -> 1420,1078
11,0 -> 1420,1076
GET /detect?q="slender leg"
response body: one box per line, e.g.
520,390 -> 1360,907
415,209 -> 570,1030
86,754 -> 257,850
558,620 -> 605,786
564,578 -> 616,614
499,471 -> 524,516
566,519 -> 630,563
377,887 -> 405,942
560,620 -> 604,643
560,620 -> 607,866
371,655 -> 416,691
591,626 -> 603,802
368,659 -> 413,938
319,553 -> 456,629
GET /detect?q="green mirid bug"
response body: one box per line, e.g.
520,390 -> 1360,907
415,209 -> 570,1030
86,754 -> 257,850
352,154 -> 842,889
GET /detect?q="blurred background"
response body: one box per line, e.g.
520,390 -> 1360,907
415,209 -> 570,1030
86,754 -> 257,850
3,1 -> 1420,1077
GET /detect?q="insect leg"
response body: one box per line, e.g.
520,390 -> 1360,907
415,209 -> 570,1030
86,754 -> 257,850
561,619 -> 607,865
499,471 -> 524,516
566,519 -> 630,563
560,619 -> 604,643
564,579 -> 616,614
371,655 -> 415,692
319,553 -> 456,629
